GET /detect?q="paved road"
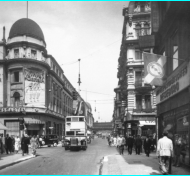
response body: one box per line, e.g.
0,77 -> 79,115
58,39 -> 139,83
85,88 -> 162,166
0,137 -> 117,175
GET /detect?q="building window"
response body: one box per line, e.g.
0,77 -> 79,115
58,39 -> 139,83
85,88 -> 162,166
135,71 -> 142,87
135,50 -> 142,60
31,50 -> 37,59
14,71 -> 20,82
172,32 -> 178,70
14,49 -> 19,58
145,95 -> 151,109
13,92 -> 20,107
136,95 -> 142,109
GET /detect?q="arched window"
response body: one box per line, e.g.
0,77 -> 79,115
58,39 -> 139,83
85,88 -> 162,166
13,92 -> 20,107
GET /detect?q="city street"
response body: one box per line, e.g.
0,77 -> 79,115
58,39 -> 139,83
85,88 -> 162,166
0,137 -> 116,175
0,137 -> 190,175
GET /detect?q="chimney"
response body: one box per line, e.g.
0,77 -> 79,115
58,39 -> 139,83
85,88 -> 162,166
2,26 -> 5,43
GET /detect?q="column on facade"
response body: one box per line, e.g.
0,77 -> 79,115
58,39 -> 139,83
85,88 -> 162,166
7,71 -> 11,106
127,91 -> 135,113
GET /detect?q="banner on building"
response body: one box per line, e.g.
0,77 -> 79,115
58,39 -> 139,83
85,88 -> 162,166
143,52 -> 166,86
24,69 -> 45,107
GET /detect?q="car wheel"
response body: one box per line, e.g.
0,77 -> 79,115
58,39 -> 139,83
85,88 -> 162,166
48,145 -> 51,147
65,147 -> 68,150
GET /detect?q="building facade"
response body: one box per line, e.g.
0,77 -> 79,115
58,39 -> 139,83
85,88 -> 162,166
152,2 -> 190,166
0,18 -> 77,138
114,1 -> 156,137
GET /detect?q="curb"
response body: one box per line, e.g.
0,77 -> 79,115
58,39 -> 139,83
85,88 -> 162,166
0,155 -> 35,171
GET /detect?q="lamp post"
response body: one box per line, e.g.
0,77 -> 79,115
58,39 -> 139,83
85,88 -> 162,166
77,59 -> 81,94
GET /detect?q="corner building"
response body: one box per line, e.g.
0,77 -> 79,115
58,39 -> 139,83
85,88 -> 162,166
114,2 -> 156,137
0,18 -> 74,137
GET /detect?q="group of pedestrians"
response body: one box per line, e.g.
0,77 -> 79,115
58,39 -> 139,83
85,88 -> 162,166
0,134 -> 41,158
107,134 -> 156,157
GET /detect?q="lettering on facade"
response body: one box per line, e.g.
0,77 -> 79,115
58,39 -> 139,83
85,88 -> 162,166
0,107 -> 25,112
24,69 -> 45,106
24,69 -> 45,83
157,65 -> 187,101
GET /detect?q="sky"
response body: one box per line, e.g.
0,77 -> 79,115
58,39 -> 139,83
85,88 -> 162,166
0,1 -> 129,122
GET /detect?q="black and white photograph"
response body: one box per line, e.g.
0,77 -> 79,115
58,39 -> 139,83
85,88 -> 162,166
0,1 -> 189,175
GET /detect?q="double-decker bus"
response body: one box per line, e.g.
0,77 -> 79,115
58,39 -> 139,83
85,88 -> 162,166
64,116 -> 87,151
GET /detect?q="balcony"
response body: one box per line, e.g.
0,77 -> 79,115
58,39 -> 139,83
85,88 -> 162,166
133,108 -> 156,113
135,81 -> 152,93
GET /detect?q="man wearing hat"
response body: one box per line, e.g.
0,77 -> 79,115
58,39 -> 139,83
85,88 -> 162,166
157,130 -> 173,174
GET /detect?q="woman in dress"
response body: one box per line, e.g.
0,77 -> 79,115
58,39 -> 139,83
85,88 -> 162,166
30,135 -> 37,156
14,136 -> 20,153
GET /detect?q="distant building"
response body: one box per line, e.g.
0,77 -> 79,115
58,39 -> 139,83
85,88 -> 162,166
92,122 -> 112,134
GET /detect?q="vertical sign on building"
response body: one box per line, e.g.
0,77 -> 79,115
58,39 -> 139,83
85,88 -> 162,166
24,69 -> 45,107
151,2 -> 160,33
0,66 -> 3,107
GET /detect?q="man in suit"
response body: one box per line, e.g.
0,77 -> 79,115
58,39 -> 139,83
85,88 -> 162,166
127,134 -> 134,155
144,135 -> 152,157
157,131 -> 173,175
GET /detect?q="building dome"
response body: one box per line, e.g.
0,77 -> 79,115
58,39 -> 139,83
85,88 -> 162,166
9,18 -> 45,43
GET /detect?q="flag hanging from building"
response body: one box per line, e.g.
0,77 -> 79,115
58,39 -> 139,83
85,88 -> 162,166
143,52 -> 166,86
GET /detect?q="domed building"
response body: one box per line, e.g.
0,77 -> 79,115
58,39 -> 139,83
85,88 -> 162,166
0,18 -> 76,137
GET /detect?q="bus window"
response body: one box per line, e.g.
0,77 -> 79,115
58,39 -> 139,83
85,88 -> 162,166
66,131 -> 74,136
76,131 -> 84,136
66,118 -> 71,122
72,117 -> 79,122
79,118 -> 84,121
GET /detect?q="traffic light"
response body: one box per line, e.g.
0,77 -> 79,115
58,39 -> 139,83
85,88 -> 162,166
72,91 -> 78,100
18,117 -> 25,130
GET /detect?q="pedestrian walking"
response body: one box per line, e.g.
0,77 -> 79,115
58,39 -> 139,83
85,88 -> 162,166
127,134 -> 134,155
21,134 -> 29,156
0,135 -> 3,159
157,130 -> 173,175
30,135 -> 37,156
11,135 -> 15,153
144,135 -> 152,157
5,134 -> 12,154
135,135 -> 142,155
173,134 -> 182,167
1,134 -> 5,154
113,136 -> 117,147
14,136 -> 20,153
120,135 -> 126,155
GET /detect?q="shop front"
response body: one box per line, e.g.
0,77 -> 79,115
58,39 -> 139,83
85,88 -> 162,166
0,112 -> 65,138
156,61 -> 190,166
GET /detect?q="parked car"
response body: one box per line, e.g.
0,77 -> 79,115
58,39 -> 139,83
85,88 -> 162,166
42,134 -> 59,147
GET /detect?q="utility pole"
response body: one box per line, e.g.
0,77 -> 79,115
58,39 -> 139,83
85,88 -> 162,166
27,1 -> 28,18
77,59 -> 81,94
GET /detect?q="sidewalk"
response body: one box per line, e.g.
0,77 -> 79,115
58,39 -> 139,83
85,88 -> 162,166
0,143 -> 62,170
101,149 -> 190,175
0,148 -> 35,170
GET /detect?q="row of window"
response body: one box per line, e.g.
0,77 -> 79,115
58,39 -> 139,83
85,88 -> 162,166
51,62 -> 73,93
12,48 -> 38,59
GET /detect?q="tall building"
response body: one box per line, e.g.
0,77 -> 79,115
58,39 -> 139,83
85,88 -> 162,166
114,2 -> 156,137
0,18 -> 93,137
152,2 -> 190,166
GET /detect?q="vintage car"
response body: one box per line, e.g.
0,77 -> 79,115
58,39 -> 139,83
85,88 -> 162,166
42,134 -> 59,147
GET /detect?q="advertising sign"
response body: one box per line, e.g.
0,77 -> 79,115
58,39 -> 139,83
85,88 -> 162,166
24,69 -> 45,107
156,61 -> 190,104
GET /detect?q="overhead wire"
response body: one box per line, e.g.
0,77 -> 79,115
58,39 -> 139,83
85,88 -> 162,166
61,39 -> 121,65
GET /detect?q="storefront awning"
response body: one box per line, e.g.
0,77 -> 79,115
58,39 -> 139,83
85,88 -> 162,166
0,122 -> 8,130
139,121 -> 155,126
24,118 -> 45,124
